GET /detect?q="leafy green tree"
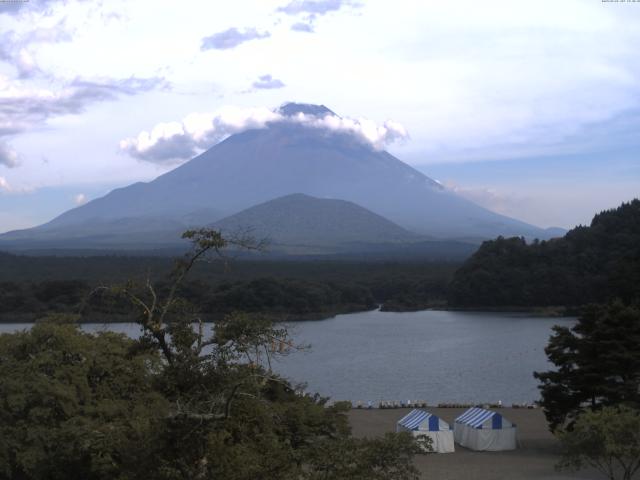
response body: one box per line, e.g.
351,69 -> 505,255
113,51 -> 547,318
557,406 -> 640,480
0,318 -> 168,480
1,229 -> 422,480
534,302 -> 640,431
304,433 -> 421,480
113,229 -> 419,479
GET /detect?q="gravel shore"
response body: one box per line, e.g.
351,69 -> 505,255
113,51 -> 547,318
348,408 -> 601,480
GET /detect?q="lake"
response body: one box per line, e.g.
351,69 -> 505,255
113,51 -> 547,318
0,309 -> 572,405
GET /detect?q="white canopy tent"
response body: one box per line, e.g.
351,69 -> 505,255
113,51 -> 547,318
396,409 -> 455,453
454,407 -> 517,451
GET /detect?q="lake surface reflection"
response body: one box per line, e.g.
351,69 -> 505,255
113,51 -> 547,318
0,309 -> 572,404
276,309 -> 571,405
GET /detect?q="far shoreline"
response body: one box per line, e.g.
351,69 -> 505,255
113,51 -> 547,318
425,305 -> 581,317
0,305 -> 579,325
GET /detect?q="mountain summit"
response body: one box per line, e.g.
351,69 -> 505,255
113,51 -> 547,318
0,103 -> 555,252
277,102 -> 335,117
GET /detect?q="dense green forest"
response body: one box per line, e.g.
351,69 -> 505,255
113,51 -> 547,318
0,254 -> 457,321
448,199 -> 640,308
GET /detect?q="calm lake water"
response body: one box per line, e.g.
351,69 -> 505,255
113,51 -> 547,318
0,309 -> 572,404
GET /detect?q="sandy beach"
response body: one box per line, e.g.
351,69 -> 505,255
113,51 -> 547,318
348,408 -> 601,480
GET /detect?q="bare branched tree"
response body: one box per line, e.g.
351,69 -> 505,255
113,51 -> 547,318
89,228 -> 300,423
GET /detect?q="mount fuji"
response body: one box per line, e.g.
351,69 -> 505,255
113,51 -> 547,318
0,103 -> 558,254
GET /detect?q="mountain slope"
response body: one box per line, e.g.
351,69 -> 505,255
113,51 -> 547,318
212,193 -> 419,247
0,103 -> 553,251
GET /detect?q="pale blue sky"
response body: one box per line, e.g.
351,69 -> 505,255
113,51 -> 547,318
0,0 -> 639,232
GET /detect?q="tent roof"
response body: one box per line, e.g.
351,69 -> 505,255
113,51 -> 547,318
397,409 -> 446,431
455,407 -> 505,428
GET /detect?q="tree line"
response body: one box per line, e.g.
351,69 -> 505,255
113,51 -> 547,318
448,199 -> 640,308
0,267 -> 455,322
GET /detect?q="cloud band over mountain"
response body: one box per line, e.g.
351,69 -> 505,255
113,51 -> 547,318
119,105 -> 409,163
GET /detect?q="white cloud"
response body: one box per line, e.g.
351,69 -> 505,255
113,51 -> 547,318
0,176 -> 11,192
0,3 -> 165,169
278,0 -> 361,34
0,74 -> 165,145
119,106 -> 282,163
73,193 -> 87,205
287,111 -> 408,150
0,174 -> 33,194
290,21 -> 314,32
119,105 -> 409,163
277,0 -> 359,16
252,74 -> 285,89
0,142 -> 19,168
443,180 -> 526,217
0,0 -> 89,16
0,19 -> 74,79
200,27 -> 270,50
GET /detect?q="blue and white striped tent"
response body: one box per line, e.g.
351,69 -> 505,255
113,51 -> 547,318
396,409 -> 454,453
454,407 -> 517,451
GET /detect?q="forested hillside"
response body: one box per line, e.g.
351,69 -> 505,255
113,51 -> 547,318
448,199 -> 640,307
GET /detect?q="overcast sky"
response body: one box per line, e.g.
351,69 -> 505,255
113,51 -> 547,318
1,0 -> 639,232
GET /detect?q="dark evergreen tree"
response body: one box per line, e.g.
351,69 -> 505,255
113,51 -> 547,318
534,302 -> 640,431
